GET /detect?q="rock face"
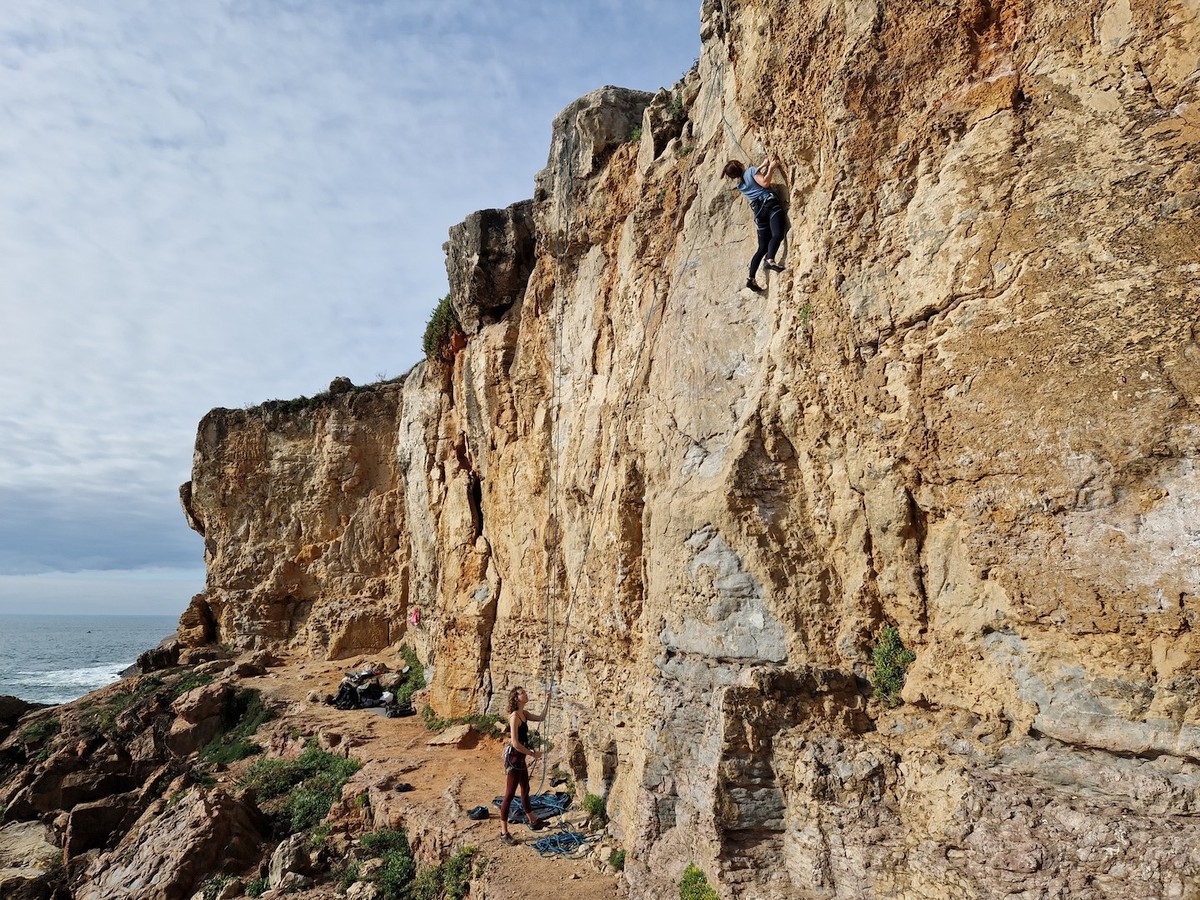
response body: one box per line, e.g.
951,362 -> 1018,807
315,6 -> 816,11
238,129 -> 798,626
74,785 -> 265,900
178,1 -> 1200,897
0,821 -> 60,900
444,201 -> 536,334
181,384 -> 408,658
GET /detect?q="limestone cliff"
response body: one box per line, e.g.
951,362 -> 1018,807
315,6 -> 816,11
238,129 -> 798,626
178,1 -> 1200,896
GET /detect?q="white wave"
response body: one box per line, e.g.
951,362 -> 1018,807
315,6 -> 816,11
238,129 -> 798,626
3,662 -> 134,703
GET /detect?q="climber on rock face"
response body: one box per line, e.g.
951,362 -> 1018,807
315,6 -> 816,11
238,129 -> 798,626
723,157 -> 787,292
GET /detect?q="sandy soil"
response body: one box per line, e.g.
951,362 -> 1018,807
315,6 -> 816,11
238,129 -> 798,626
232,650 -> 623,900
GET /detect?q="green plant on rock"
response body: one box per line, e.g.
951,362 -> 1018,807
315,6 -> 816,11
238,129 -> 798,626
680,863 -> 719,900
422,294 -> 462,361
629,125 -> 643,143
335,860 -> 361,891
395,645 -> 425,706
582,792 -> 607,822
870,625 -> 916,707
241,742 -> 361,835
359,829 -> 416,900
18,717 -> 60,749
420,704 -> 503,738
610,848 -> 626,871
441,846 -> 480,900
246,877 -> 269,898
409,846 -> 480,900
200,688 -> 273,766
200,874 -> 233,900
168,670 -> 213,700
670,92 -> 685,121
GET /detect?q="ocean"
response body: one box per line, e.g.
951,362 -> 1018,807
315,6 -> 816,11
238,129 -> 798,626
0,614 -> 179,705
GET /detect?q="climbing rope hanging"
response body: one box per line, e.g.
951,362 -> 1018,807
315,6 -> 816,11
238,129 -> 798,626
543,57 -> 731,681
531,111 -> 578,795
531,53 -> 760,800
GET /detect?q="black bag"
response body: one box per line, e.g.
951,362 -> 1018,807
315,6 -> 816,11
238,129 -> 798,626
332,682 -> 359,710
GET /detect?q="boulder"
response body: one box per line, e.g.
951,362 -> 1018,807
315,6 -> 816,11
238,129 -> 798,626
268,833 -> 312,888
445,201 -> 536,334
135,637 -> 181,673
64,792 -> 140,855
426,724 -> 475,748
0,821 -> 60,900
167,683 -> 231,756
75,787 -> 265,900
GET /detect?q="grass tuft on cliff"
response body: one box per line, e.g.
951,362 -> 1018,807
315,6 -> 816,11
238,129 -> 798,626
420,705 -> 503,738
241,742 -> 361,834
395,645 -> 425,706
870,625 -> 916,707
344,830 -> 479,900
200,688 -> 273,765
422,294 -> 462,361
680,863 -> 719,900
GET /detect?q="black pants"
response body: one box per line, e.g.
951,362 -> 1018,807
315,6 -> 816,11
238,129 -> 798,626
500,763 -> 534,824
750,198 -> 786,279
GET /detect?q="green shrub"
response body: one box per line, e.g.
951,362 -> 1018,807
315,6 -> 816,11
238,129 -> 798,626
360,829 -> 416,900
410,865 -> 443,900
670,92 -> 685,121
18,717 -> 60,748
610,848 -> 626,871
420,704 -> 503,738
870,625 -> 916,707
335,860 -> 361,890
395,645 -> 425,707
442,847 -> 480,900
409,846 -> 479,900
168,671 -> 213,699
201,688 -> 274,765
680,863 -> 719,900
422,294 -> 461,361
241,743 -> 361,834
583,792 -> 607,821
200,874 -> 233,900
246,877 -> 269,898
629,125 -> 643,143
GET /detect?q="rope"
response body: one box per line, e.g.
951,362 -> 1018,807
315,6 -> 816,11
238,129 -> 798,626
546,57 -> 731,680
531,828 -> 594,858
533,111 -> 577,795
530,53 -> 762,791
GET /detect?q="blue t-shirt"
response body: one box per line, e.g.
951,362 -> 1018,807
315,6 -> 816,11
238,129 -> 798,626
737,167 -> 772,203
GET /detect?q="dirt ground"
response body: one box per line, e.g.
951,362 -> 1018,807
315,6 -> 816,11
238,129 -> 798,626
233,650 -> 623,900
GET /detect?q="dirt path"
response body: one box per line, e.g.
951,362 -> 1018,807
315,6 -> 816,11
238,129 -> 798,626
237,651 -> 623,900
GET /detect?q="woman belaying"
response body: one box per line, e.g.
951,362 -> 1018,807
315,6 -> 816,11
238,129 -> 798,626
499,685 -> 548,845
723,156 -> 787,292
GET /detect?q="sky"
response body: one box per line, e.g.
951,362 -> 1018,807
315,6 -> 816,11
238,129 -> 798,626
0,1 -> 700,616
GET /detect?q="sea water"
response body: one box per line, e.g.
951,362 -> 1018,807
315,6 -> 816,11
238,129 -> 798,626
0,614 -> 178,705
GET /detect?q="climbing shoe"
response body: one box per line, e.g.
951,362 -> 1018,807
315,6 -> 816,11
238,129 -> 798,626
764,261 -> 785,272
529,818 -> 546,831
746,278 -> 764,292
501,833 -> 518,846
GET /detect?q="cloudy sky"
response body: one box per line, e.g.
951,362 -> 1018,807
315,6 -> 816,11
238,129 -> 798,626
0,1 -> 700,615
